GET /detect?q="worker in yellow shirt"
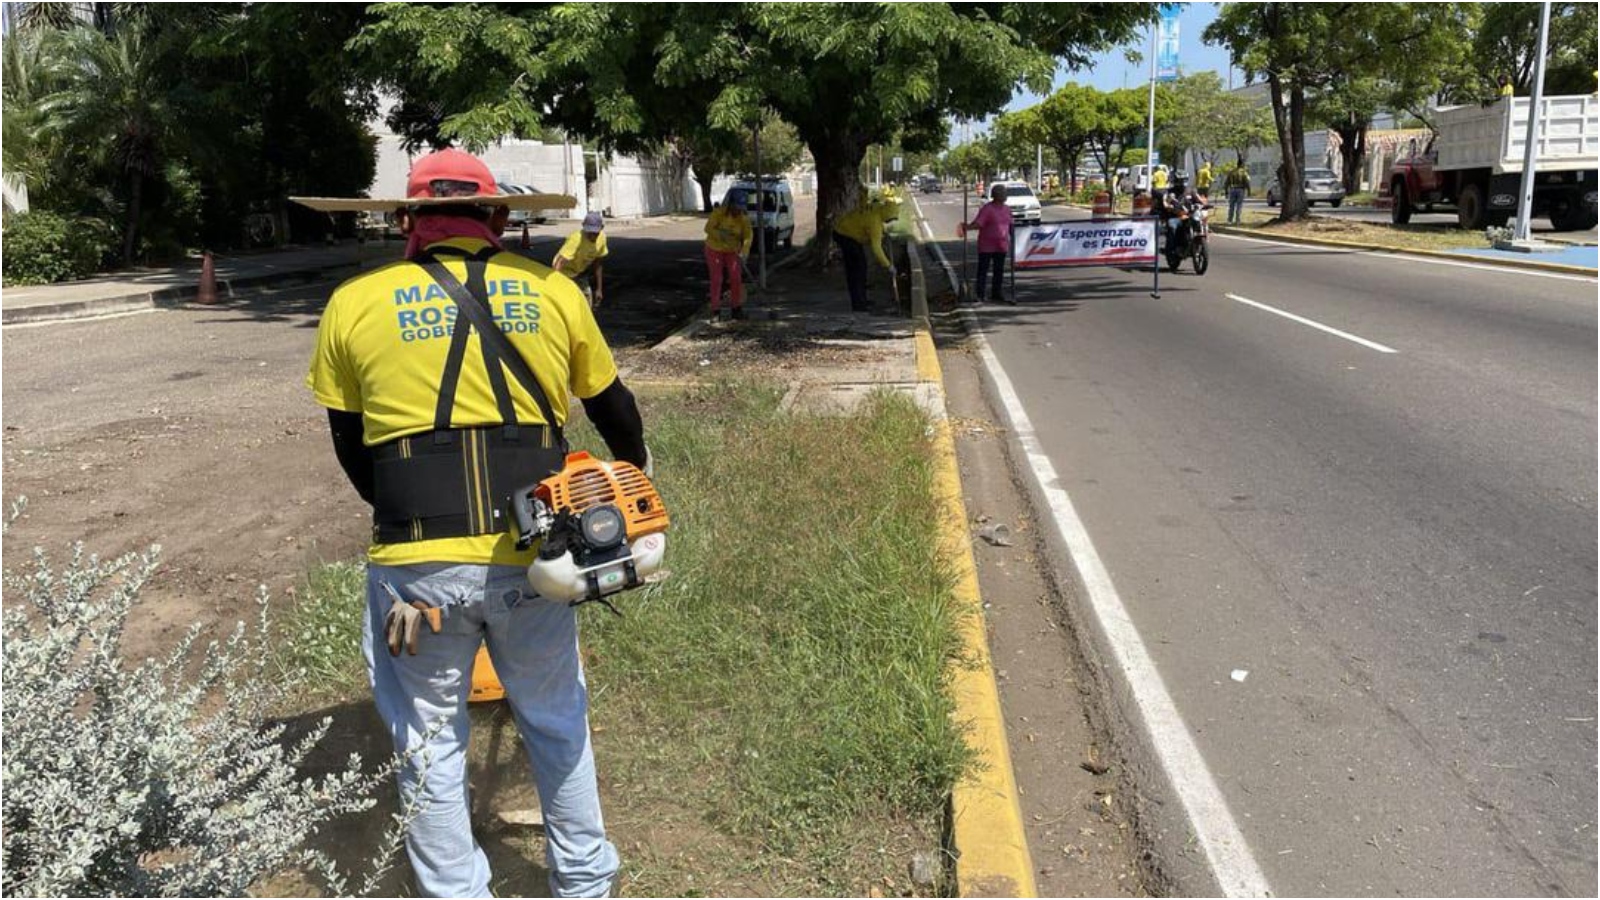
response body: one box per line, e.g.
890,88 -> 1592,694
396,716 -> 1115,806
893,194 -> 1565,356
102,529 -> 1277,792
552,211 -> 609,308
704,190 -> 753,321
300,148 -> 645,899
1152,165 -> 1169,191
1195,161 -> 1214,199
833,195 -> 896,313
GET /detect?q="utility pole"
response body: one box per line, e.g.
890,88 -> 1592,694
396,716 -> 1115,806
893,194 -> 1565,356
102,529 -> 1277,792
1036,143 -> 1044,191
1513,0 -> 1552,244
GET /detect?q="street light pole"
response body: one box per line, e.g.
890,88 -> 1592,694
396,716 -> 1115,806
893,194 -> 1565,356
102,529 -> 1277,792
1146,20 -> 1160,299
1513,0 -> 1552,243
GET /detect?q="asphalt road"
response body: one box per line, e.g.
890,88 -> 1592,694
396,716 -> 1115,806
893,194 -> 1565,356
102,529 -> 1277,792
916,194 -> 1597,896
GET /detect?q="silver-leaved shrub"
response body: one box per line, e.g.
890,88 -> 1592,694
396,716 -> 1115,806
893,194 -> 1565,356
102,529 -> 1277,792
1,511 -> 408,897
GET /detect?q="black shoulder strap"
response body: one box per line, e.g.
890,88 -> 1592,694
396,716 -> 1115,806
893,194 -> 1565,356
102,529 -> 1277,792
414,248 -> 561,433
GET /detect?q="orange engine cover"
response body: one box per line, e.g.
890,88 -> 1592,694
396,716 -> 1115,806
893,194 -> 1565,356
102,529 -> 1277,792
536,451 -> 669,539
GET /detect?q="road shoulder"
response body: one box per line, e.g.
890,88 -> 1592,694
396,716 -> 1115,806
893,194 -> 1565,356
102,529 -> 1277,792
935,328 -> 1153,898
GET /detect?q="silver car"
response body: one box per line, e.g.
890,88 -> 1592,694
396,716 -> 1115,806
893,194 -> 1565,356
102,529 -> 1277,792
997,181 -> 1043,224
1266,168 -> 1346,207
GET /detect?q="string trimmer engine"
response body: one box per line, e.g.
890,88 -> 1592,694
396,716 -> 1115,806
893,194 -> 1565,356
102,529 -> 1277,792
512,452 -> 669,609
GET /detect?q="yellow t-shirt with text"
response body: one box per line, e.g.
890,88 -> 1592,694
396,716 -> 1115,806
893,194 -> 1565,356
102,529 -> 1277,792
306,238 -> 619,567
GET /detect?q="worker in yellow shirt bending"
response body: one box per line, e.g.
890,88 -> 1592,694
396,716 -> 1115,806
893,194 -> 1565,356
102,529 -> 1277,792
552,211 -> 609,308
704,190 -> 753,321
832,196 -> 896,313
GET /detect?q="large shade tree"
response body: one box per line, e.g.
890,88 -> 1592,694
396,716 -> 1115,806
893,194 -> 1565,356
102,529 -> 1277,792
354,3 -> 1155,252
1205,2 -> 1477,221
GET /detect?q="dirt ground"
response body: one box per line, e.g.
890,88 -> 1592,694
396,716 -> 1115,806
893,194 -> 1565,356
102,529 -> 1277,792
2,286 -> 374,655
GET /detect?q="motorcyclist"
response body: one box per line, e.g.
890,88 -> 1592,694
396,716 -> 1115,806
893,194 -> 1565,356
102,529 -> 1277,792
1161,172 -> 1201,252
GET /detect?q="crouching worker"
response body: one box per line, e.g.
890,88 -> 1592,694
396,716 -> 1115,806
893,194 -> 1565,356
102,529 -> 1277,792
300,148 -> 649,898
832,194 -> 896,313
553,211 -> 609,308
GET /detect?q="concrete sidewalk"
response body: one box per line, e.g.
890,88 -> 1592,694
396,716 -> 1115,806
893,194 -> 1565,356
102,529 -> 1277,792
1,242 -> 405,325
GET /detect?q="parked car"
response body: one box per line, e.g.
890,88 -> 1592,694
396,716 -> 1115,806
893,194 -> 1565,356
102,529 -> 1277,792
496,182 -> 551,226
918,174 -> 943,194
728,176 -> 796,251
1266,168 -> 1346,207
996,180 -> 1043,224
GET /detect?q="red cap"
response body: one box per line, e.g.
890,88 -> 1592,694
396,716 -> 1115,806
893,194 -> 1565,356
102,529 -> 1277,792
406,149 -> 498,201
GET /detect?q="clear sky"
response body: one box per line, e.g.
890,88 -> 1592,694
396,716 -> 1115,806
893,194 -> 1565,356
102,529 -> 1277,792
954,2 -> 1236,143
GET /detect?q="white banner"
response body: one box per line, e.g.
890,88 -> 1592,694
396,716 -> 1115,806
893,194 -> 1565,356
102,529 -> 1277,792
1012,219 -> 1157,268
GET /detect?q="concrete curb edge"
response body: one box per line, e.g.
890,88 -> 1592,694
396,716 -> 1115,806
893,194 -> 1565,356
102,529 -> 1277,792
908,224 -> 1038,898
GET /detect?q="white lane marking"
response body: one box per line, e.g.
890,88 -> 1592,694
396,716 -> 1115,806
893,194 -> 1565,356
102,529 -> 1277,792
964,312 -> 1273,897
1213,230 -> 1599,283
1225,292 -> 1398,354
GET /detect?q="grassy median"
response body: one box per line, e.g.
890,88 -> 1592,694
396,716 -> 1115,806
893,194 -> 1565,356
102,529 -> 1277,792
1223,208 -> 1491,251
281,381 -> 970,896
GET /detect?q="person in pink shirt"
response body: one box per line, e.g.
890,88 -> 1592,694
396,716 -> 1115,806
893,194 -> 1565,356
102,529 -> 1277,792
965,183 -> 1014,303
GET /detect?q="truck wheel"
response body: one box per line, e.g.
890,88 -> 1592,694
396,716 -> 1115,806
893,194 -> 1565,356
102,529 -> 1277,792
1330,198 -> 1344,208
1550,201 -> 1598,232
1457,185 -> 1487,230
1391,182 -> 1412,224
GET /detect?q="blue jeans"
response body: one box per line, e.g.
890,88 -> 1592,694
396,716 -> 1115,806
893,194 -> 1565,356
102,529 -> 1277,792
1227,188 -> 1246,224
364,563 -> 619,898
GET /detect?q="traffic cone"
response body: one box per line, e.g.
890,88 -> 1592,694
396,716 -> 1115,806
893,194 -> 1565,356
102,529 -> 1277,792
197,251 -> 218,304
520,222 -> 531,249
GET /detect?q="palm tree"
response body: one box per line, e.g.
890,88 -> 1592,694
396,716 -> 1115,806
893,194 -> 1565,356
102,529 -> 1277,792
35,24 -> 172,263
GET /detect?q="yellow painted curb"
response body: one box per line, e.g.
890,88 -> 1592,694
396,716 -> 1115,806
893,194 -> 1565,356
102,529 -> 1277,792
916,328 -> 1038,898
1212,224 -> 1597,276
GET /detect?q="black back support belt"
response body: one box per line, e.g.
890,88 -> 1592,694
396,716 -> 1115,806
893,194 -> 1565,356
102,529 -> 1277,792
370,245 -> 567,544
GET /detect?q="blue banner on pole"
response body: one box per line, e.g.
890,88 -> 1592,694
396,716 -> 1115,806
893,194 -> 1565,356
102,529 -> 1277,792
1157,10 -> 1181,81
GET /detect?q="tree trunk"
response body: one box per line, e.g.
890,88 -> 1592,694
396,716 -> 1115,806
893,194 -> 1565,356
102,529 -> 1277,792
1336,120 -> 1368,194
1267,71 -> 1309,221
809,129 -> 869,267
694,170 -> 714,212
122,169 -> 142,264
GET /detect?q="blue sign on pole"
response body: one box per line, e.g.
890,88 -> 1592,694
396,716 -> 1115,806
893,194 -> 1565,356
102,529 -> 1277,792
1156,10 -> 1181,81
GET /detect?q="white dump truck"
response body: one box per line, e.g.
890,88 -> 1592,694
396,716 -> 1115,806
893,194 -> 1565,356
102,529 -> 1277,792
1382,94 -> 1598,231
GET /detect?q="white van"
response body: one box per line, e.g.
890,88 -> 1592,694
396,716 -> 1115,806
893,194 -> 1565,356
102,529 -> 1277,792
727,177 -> 796,251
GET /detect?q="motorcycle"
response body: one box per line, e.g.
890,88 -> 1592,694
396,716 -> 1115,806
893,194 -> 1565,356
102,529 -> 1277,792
1163,199 -> 1212,275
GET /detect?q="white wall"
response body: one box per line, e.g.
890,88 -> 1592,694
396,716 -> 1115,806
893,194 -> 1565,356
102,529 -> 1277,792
367,124 -> 591,220
477,140 -> 590,218
594,154 -> 698,218
2,174 -> 28,215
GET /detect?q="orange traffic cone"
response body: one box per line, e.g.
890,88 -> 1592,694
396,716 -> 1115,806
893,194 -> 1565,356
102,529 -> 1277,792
197,251 -> 218,304
520,222 -> 531,249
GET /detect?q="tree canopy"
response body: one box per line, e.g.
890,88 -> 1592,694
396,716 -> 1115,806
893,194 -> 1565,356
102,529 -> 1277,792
354,2 -> 1156,249
1206,2 -> 1477,220
4,4 -> 376,265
